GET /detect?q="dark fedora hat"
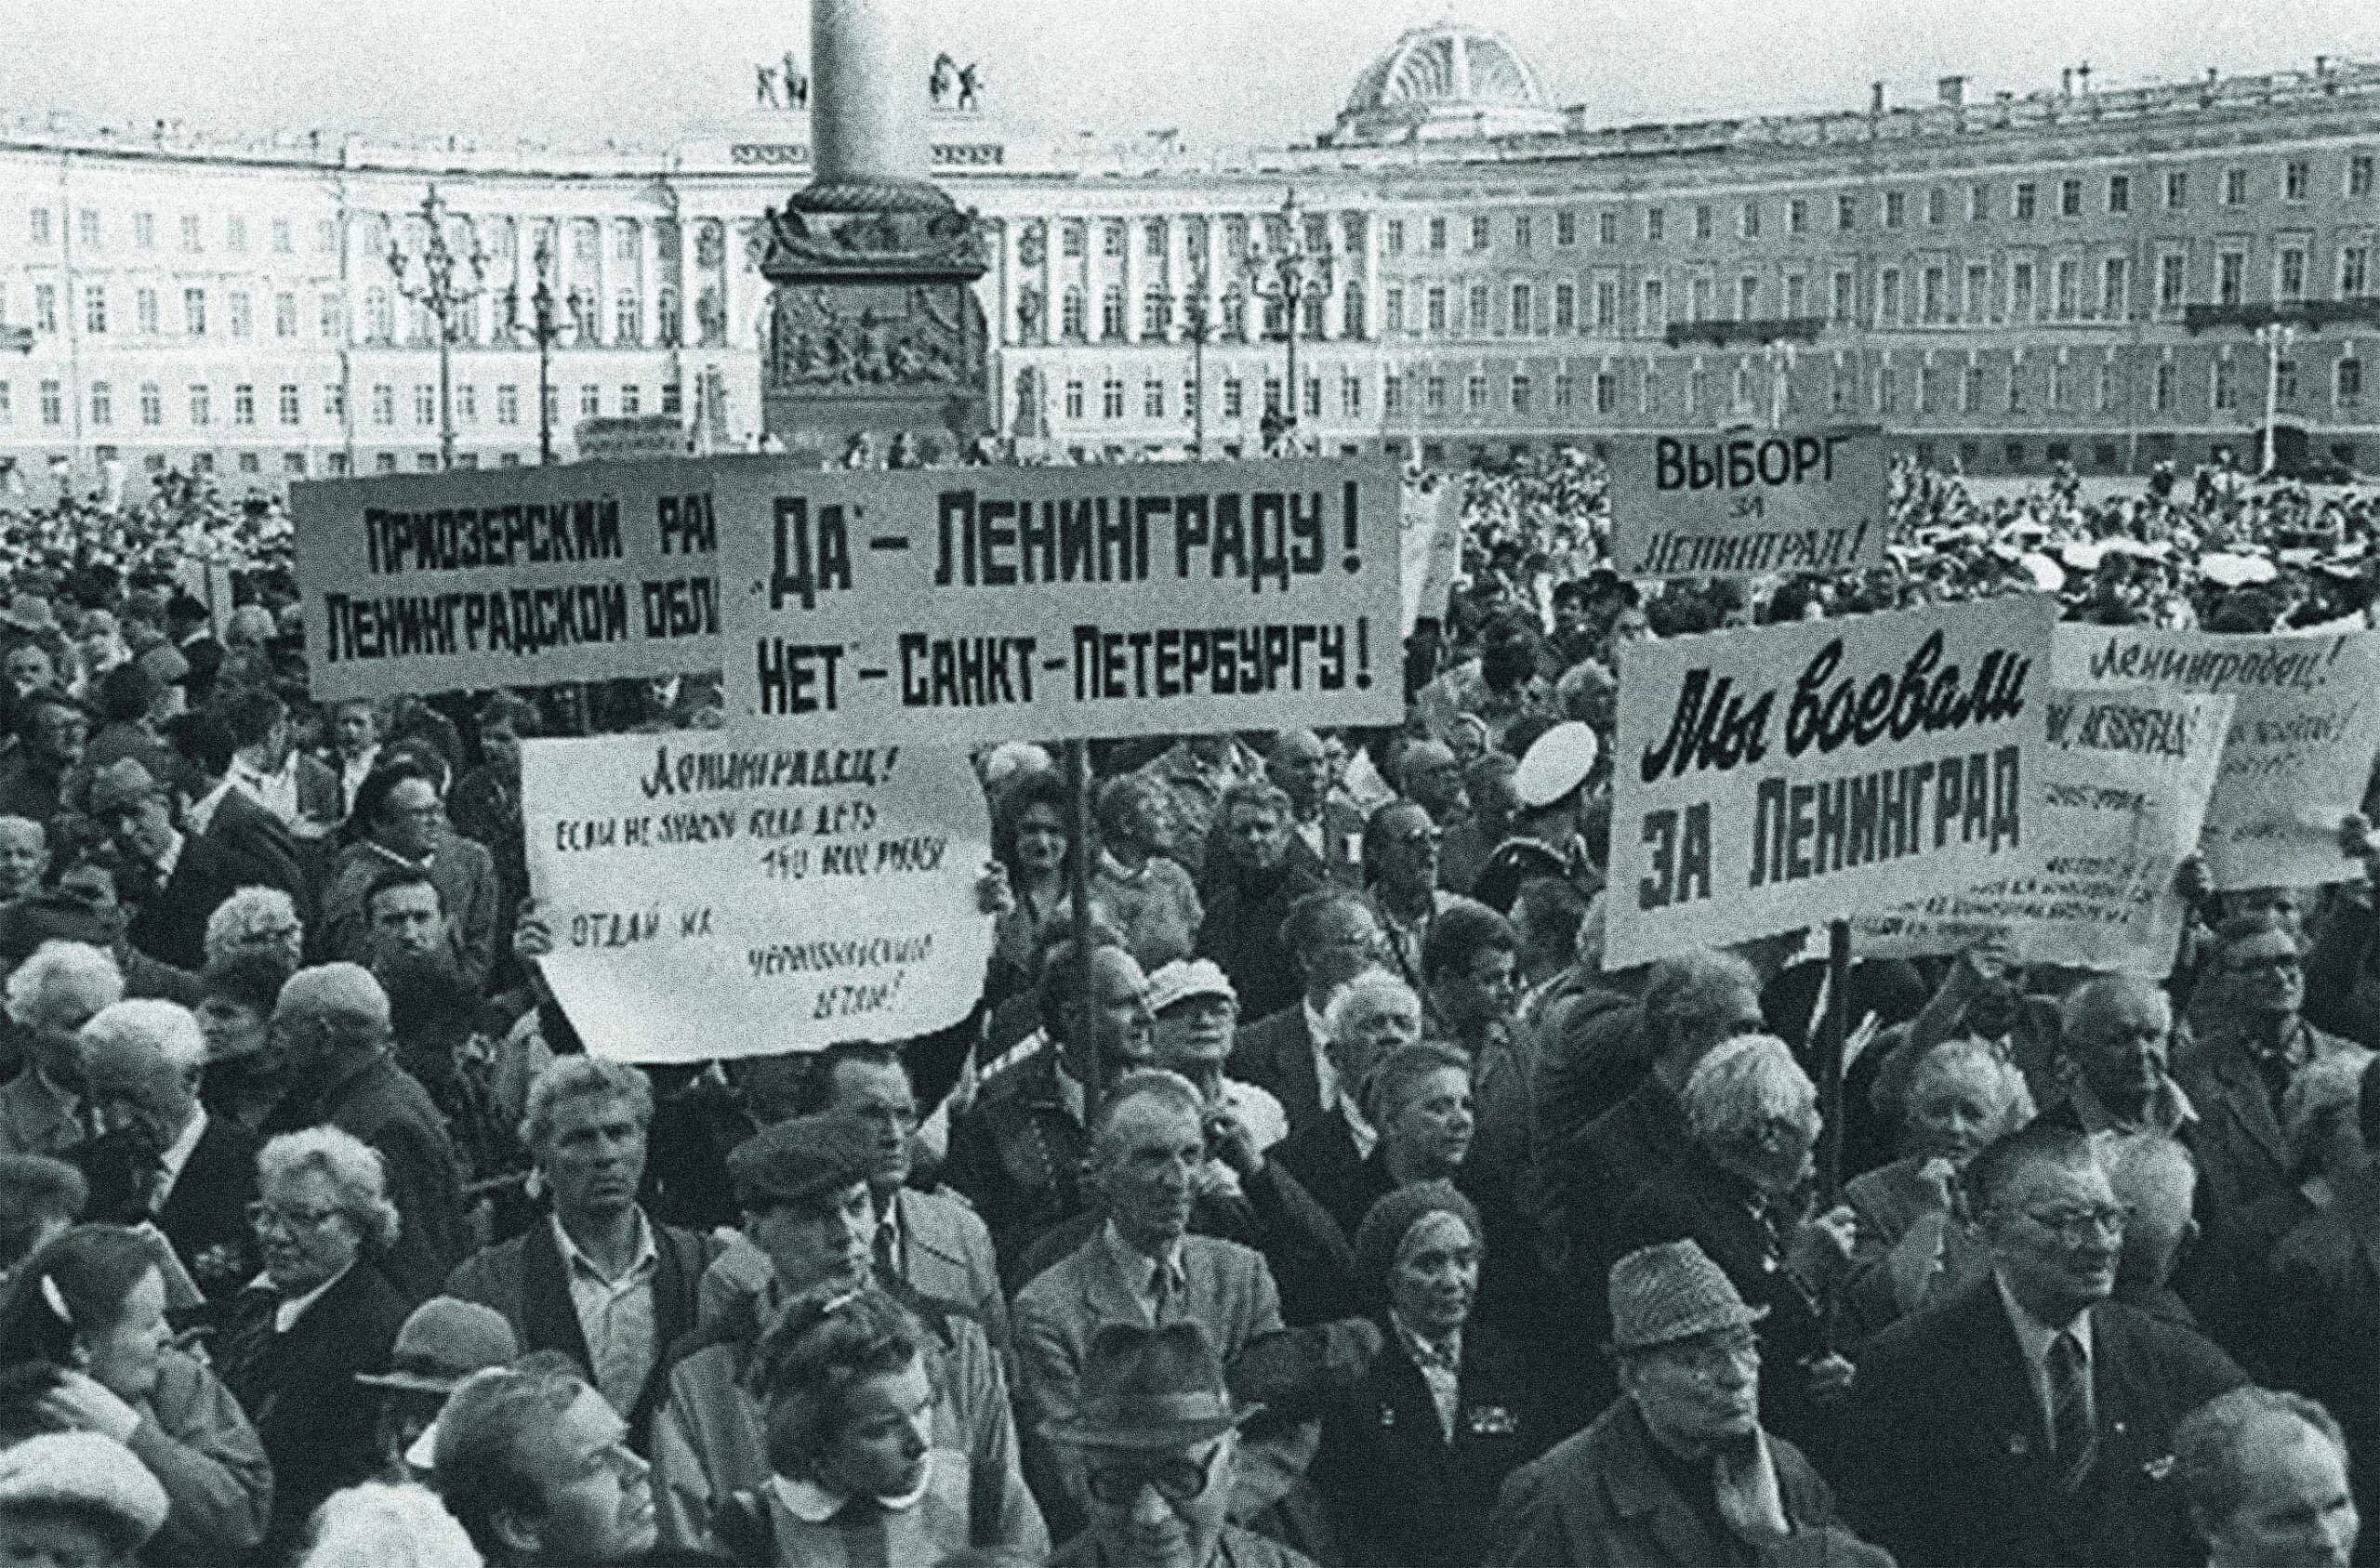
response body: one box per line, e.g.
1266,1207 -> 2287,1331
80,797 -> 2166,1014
1043,1321 -> 1260,1452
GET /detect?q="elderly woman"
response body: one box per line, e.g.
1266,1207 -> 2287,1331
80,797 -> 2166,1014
1843,1035 -> 2033,1331
201,886 -> 304,974
0,939 -> 125,1158
213,1127 -> 411,1557
711,1286 -> 1049,1565
2172,1386 -> 2360,1568
297,1480 -> 485,1568
1273,968 -> 1425,1241
1302,1041 -> 1477,1245
1607,1034 -> 1858,1453
0,1224 -> 271,1564
0,1430 -> 170,1568
989,770 -> 1075,1003
1087,774 -> 1202,972
193,951 -> 295,1134
1313,1181 -> 1546,1568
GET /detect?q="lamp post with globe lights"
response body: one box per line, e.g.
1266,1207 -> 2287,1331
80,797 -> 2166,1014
1241,189 -> 1336,455
386,185 -> 490,471
499,234 -> 565,465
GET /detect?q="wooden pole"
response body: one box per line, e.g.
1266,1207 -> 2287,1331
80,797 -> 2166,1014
1816,917 -> 1853,1206
1066,738 -> 1099,1119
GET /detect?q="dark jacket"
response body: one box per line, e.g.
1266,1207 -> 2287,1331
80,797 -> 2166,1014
125,832 -> 279,973
2268,1163 -> 2380,1546
1835,1276 -> 2247,1568
944,1049 -> 1091,1292
443,1209 -> 721,1449
265,1048 -> 469,1302
1544,1074 -> 1695,1297
213,1260 -> 410,1557
198,784 -> 317,928
2175,1021 -> 2355,1250
1197,853 -> 1326,1024
67,1113 -> 258,1298
1272,1112 -> 1382,1248
1231,1003 -> 1329,1138
1491,1398 -> 1847,1568
1316,1317 -> 1550,1568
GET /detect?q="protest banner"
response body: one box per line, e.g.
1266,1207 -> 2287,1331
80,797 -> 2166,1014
1607,594 -> 2055,970
1857,688 -> 2230,975
522,732 -> 992,1063
1401,479 -> 1463,635
716,457 -> 1406,744
575,414 -> 688,463
294,459 -> 727,701
1607,427 -> 1888,580
2052,623 -> 2380,889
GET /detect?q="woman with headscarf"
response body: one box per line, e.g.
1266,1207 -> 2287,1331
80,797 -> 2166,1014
0,1224 -> 270,1565
1311,1181 -> 1548,1568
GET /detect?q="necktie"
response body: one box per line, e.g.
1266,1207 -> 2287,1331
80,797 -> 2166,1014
1149,1260 -> 1177,1324
872,1220 -> 899,1286
2047,1330 -> 2096,1491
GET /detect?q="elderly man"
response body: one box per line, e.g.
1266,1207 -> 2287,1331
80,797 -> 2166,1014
443,1057 -> 721,1444
321,763 -> 502,992
946,934 -> 1156,1285
1490,1240 -> 1881,1568
1268,729 -> 1365,889
2103,1133 -> 2202,1324
2043,973 -> 2196,1139
67,997 -> 258,1295
1197,781 -> 1327,1022
651,1112 -> 1036,1552
160,710 -> 313,925
2172,1386 -> 2360,1568
0,690 -> 90,826
1014,1071 -> 1316,1542
1045,1320 -> 1318,1568
0,940 -> 122,1155
85,758 -> 273,973
2180,913 -> 2357,1249
1367,800 -> 1459,997
262,962 -> 469,1300
0,815 -> 47,903
1228,889 -> 1387,1138
1838,1122 -> 2246,1567
1272,968 -> 1425,1240
432,1361 -> 662,1567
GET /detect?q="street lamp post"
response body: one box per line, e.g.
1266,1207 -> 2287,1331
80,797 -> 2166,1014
501,236 -> 566,464
1241,190 -> 1336,455
2255,321 -> 2296,477
386,185 -> 490,471
1181,257 -> 1212,455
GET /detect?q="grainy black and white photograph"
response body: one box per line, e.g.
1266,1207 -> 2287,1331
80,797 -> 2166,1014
2,1 -> 2380,1563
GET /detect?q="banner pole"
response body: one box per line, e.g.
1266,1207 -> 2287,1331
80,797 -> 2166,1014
1067,738 -> 1100,1122
1817,916 -> 1852,1206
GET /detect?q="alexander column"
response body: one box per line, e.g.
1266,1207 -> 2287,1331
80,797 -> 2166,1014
758,0 -> 989,464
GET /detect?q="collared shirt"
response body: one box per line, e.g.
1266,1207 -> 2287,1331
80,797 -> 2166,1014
1338,1093 -> 1380,1163
1302,1000 -> 1342,1114
1292,812 -> 1326,863
266,1261 -> 354,1334
337,745 -> 379,818
183,777 -> 236,838
1100,1219 -> 1186,1324
2067,1073 -> 2198,1140
1380,889 -> 1455,989
552,1210 -> 661,1418
152,1105 -> 208,1209
1993,1271 -> 2096,1442
153,828 -> 184,885
769,1454 -> 935,1522
231,754 -> 301,827
1390,1311 -> 1463,1443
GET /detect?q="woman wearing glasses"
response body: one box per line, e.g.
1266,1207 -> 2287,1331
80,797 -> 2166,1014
708,1286 -> 1048,1566
0,1223 -> 270,1566
212,1126 -> 410,1560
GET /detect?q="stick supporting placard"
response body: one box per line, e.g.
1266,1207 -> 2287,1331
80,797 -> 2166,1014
1816,917 -> 1852,1205
1066,738 -> 1099,1121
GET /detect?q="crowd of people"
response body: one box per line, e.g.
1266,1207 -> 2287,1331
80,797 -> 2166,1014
0,452 -> 2370,1568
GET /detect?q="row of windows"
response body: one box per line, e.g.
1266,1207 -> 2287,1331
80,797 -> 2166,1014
1027,350 -> 2373,427
0,377 -> 671,428
1369,153 -> 2380,259
20,208 -> 338,257
3,279 -> 689,349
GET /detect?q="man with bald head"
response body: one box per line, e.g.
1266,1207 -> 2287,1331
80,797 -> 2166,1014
1264,729 -> 1364,889
262,962 -> 467,1299
1012,1070 -> 1315,1541
2044,974 -> 2194,1140
86,755 -> 279,971
67,998 -> 258,1294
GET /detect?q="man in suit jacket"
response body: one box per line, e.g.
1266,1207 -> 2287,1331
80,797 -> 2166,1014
445,1056 -> 721,1448
0,940 -> 123,1159
87,758 -> 279,974
1197,782 -> 1327,1025
1263,729 -> 1366,889
1836,1122 -> 2247,1568
1228,889 -> 1388,1139
319,767 -> 503,993
162,712 -> 316,927
262,964 -> 469,1301
70,997 -> 258,1297
1013,1073 -> 1317,1543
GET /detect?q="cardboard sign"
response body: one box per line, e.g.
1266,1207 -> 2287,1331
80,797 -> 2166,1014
1607,595 -> 2055,970
522,733 -> 993,1063
717,457 -> 1406,744
2053,625 -> 2380,889
1858,689 -> 2231,975
294,460 -> 725,701
1401,480 -> 1463,635
1607,427 -> 1887,580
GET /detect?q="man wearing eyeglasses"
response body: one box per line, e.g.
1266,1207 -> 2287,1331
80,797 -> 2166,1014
1838,1122 -> 2246,1568
86,758 -> 277,974
1046,1319 -> 1316,1568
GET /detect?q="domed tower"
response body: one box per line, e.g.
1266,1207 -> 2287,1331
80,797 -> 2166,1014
1329,20 -> 1565,145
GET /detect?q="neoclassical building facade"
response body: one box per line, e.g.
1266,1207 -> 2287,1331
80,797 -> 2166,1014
3,22 -> 2378,492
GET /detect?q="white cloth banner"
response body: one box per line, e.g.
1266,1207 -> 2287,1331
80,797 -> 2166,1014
1607,595 -> 2055,970
1400,480 -> 1462,636
1857,689 -> 2231,975
523,732 -> 992,1062
2052,624 -> 2380,889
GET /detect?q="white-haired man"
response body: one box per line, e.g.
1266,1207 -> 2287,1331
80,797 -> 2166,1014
67,998 -> 258,1295
263,962 -> 469,1300
1270,966 -> 1423,1242
0,941 -> 124,1156
444,1056 -> 722,1446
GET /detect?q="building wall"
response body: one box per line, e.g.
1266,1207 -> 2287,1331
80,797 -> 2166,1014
2,63 -> 2376,493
